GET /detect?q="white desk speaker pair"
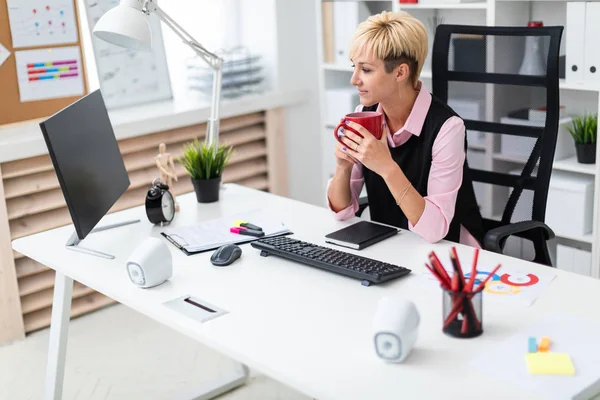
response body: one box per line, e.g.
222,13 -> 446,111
372,296 -> 420,363
126,237 -> 172,288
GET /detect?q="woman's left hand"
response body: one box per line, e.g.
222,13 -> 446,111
339,121 -> 395,177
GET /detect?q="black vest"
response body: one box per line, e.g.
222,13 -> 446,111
362,97 -> 485,245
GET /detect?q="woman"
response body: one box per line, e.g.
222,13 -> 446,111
327,11 -> 484,247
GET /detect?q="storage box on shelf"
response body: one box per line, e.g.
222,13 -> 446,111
498,116 -> 574,161
546,170 -> 595,240
557,243 -> 592,277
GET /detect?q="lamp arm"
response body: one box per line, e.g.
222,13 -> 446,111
144,0 -> 223,147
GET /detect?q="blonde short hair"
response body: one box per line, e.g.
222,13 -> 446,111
349,11 -> 428,87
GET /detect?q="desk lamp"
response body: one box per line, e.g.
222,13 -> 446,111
93,0 -> 223,147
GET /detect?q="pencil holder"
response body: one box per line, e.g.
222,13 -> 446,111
442,286 -> 484,338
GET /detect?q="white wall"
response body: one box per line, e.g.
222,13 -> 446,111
241,0 -> 323,206
274,0 -> 323,205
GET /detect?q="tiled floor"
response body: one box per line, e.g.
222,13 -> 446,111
0,304 -> 310,400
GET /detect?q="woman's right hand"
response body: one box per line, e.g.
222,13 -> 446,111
334,136 -> 357,171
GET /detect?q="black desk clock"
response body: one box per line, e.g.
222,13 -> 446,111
145,178 -> 175,225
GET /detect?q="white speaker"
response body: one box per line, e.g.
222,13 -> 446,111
126,237 -> 172,288
372,296 -> 420,363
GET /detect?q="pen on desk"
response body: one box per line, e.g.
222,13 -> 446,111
230,227 -> 265,237
242,222 -> 262,231
233,219 -> 263,231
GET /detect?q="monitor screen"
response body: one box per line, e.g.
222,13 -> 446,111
39,89 -> 130,240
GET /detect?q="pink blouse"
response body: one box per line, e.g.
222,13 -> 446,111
326,82 -> 481,248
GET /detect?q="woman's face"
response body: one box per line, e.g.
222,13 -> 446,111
350,50 -> 399,106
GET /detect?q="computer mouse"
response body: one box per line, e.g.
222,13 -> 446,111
210,244 -> 242,266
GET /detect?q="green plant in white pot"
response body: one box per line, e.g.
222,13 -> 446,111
565,113 -> 597,164
180,139 -> 233,203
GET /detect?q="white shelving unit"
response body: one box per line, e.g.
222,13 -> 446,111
316,0 -> 600,277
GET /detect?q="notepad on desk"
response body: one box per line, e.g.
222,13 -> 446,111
324,221 -> 400,250
161,209 -> 291,255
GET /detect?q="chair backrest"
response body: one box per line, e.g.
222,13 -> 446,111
431,24 -> 563,235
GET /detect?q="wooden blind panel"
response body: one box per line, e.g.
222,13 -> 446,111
6,131 -> 266,222
4,170 -> 59,200
2,125 -> 266,202
117,113 -> 264,155
0,114 -> 265,184
7,188 -> 65,220
23,292 -> 115,333
9,157 -> 269,240
10,207 -> 71,241
237,175 -> 269,191
223,158 -> 268,183
21,282 -> 92,315
220,126 -> 266,147
15,257 -> 49,279
18,269 -> 55,297
1,154 -> 53,179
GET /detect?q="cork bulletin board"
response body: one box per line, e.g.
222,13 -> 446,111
0,0 -> 88,125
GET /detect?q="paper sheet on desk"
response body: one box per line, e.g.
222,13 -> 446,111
417,264 -> 556,307
470,314 -> 600,400
162,209 -> 290,253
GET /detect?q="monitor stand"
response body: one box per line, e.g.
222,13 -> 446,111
65,219 -> 141,259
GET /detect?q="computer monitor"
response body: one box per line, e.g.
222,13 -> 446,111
39,89 -> 138,259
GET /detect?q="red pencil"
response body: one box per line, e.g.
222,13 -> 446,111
429,251 -> 452,283
429,253 -> 451,287
475,264 -> 502,291
450,247 -> 467,291
425,263 -> 451,290
465,248 -> 480,292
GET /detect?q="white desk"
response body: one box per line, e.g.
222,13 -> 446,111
12,184 -> 600,400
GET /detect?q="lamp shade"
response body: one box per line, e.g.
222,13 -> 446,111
93,1 -> 152,51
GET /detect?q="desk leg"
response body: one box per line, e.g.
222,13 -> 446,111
177,362 -> 250,400
44,272 -> 73,400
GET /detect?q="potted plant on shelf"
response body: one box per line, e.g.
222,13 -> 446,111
180,139 -> 233,203
565,113 -> 597,164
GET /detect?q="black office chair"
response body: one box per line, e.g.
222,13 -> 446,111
357,24 -> 564,266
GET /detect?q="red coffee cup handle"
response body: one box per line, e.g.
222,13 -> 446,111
334,122 -> 347,145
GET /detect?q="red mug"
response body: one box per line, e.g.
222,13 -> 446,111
334,111 -> 384,146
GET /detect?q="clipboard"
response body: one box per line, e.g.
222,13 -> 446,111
160,209 -> 292,255
161,231 -> 293,256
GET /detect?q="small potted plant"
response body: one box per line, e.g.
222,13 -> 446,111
565,113 -> 597,164
180,139 -> 233,203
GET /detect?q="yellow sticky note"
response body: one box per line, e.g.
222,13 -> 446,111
525,353 -> 575,375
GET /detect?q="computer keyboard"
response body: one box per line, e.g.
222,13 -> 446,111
251,236 -> 411,286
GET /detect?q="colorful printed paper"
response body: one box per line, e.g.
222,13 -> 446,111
15,46 -> 84,102
7,0 -> 78,48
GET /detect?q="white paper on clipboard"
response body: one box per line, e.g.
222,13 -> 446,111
161,209 -> 290,253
